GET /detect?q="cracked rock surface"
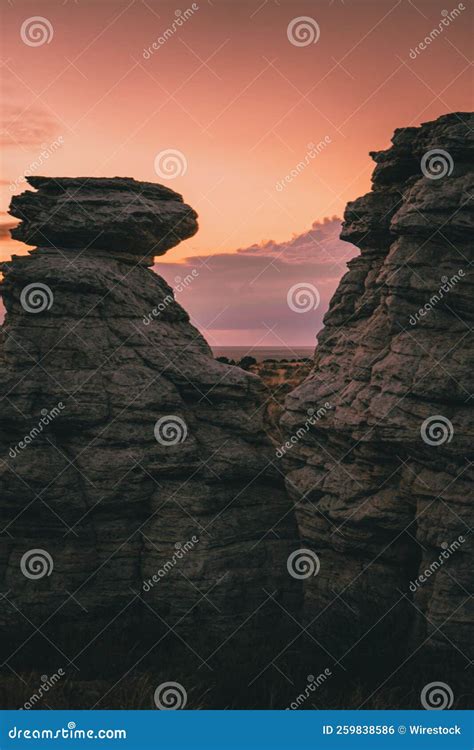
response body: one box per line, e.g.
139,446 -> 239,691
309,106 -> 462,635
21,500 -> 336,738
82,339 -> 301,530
281,113 -> 473,661
9,176 -> 199,260
0,177 -> 300,661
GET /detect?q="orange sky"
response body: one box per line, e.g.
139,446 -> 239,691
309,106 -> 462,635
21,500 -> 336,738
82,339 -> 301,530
0,0 -> 472,344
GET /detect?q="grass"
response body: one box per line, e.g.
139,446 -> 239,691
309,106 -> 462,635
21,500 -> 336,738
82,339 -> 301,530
1,625 -> 471,710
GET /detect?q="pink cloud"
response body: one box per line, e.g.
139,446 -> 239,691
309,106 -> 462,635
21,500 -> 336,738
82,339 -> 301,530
156,218 -> 357,347
0,105 -> 61,148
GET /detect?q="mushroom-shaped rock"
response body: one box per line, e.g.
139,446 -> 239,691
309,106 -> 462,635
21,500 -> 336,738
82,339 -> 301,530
9,176 -> 198,263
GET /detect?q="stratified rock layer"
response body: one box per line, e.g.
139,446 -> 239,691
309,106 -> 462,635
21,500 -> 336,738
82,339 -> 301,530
282,113 -> 473,662
0,179 -> 300,664
9,176 -> 198,260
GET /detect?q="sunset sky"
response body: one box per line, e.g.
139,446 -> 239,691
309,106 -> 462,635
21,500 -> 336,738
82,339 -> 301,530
1,0 -> 472,345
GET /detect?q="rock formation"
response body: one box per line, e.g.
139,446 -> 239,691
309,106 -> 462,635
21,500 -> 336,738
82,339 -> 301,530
0,176 -> 300,665
9,176 -> 197,261
282,113 -> 473,664
1,115 -> 471,708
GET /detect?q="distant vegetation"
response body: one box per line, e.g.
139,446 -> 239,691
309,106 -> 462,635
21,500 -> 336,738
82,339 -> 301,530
215,355 -> 256,370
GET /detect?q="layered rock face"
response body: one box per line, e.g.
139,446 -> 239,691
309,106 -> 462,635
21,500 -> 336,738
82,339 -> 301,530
282,113 -> 473,663
0,177 -> 300,662
9,176 -> 198,260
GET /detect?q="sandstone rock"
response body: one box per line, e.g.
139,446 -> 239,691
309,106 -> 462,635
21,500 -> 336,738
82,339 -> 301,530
0,178 -> 300,665
9,176 -> 198,261
281,112 -> 473,663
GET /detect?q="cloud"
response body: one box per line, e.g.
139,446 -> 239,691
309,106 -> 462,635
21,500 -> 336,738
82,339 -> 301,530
236,216 -> 350,264
155,218 -> 358,347
0,105 -> 61,147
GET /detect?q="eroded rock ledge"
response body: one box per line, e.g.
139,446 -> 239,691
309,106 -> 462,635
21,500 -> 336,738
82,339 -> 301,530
282,112 -> 473,662
9,176 -> 198,262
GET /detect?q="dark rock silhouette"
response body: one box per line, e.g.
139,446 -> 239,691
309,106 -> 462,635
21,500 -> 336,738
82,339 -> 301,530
1,177 -> 300,661
9,176 -> 198,261
282,113 -> 473,661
